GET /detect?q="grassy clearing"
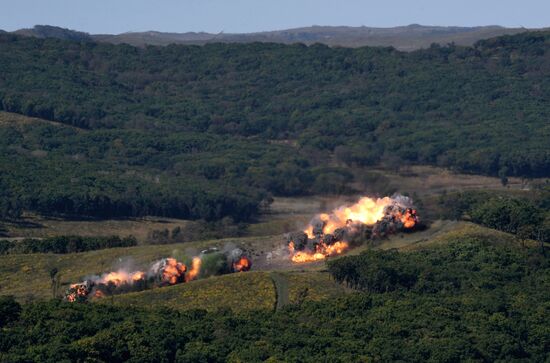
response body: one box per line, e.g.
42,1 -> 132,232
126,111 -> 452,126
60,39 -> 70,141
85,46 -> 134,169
2,215 -> 191,243
104,270 -> 350,313
0,220 -> 529,313
102,271 -> 276,313
370,165 -> 529,196
0,235 -> 277,301
246,216 -> 309,237
0,220 -> 523,301
404,221 -> 528,250
265,195 -> 356,219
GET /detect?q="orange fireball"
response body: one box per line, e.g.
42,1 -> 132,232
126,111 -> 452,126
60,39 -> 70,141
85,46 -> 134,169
304,197 -> 394,237
161,258 -> 187,284
233,256 -> 252,272
289,195 -> 418,264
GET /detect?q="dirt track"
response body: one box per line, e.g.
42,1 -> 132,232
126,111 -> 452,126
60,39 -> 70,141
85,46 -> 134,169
270,272 -> 290,310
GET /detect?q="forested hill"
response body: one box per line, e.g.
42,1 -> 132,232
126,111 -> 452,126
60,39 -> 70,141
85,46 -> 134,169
0,31 -> 549,220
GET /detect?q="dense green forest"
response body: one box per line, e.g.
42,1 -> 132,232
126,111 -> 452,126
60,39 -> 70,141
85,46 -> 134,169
438,189 -> 550,241
0,31 -> 549,220
0,235 -> 137,255
1,238 -> 548,362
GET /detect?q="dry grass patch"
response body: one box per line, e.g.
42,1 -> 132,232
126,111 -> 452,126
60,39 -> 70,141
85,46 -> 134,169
286,271 -> 351,304
2,215 -> 191,243
102,271 -> 276,313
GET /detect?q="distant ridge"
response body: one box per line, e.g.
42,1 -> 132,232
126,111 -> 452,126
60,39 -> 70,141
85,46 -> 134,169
11,24 -> 535,50
14,25 -> 92,42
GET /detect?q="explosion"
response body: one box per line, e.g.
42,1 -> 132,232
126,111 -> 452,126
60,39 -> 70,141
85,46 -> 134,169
65,248 -> 251,302
185,257 -> 202,282
287,195 -> 419,263
233,256 -> 252,272
226,247 -> 253,272
149,258 -> 187,285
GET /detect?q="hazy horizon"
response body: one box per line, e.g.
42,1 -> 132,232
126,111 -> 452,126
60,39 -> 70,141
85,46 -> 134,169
4,23 -> 541,36
1,0 -> 549,34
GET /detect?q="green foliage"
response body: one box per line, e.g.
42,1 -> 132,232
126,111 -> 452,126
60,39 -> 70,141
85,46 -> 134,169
148,218 -> 248,244
0,235 -> 137,255
470,198 -> 542,234
328,238 -> 547,293
0,31 -> 549,221
0,240 -> 548,362
439,190 -> 550,240
0,113 -> 311,221
0,296 -> 21,327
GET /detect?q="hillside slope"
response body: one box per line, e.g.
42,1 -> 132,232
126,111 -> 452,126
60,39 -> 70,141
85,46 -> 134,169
1,223 -> 547,362
0,31 -> 548,221
0,221 -> 523,302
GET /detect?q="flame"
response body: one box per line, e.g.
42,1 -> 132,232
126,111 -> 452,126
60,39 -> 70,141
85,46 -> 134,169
132,271 -> 146,281
184,257 -> 201,282
66,282 -> 91,302
289,196 -> 418,263
304,197 -> 394,237
160,258 -> 187,285
290,241 -> 349,263
304,225 -> 314,239
65,251 -> 249,302
400,209 -> 417,229
233,256 -> 252,272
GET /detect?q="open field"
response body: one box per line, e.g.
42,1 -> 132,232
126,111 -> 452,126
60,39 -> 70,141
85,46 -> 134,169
104,269 -> 350,313
0,220 -> 527,306
0,237 -> 268,300
0,140 -> 544,311
104,271 -> 277,313
373,165 -> 531,196
250,164 -> 546,236
1,215 -> 191,242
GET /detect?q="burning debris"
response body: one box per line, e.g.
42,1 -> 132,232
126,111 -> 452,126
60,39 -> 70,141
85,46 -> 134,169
286,195 -> 419,263
65,248 -> 251,302
227,247 -> 252,272
149,258 -> 187,285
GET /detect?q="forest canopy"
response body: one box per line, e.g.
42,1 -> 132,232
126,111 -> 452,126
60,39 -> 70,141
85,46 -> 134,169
0,31 -> 549,220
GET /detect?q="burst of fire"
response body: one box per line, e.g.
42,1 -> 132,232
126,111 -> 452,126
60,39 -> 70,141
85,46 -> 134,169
287,195 -> 419,263
304,196 -> 399,238
399,209 -> 417,229
233,256 -> 252,272
65,248 -> 253,302
184,257 -> 202,282
289,241 -> 350,263
65,257 -> 196,302
97,270 -> 147,286
159,258 -> 187,285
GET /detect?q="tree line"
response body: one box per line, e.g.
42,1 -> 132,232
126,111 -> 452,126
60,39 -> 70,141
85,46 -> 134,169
438,189 -> 550,242
0,235 -> 137,255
